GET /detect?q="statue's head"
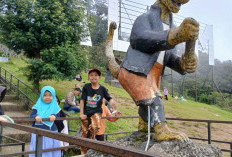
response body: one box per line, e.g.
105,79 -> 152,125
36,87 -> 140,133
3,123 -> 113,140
160,0 -> 189,13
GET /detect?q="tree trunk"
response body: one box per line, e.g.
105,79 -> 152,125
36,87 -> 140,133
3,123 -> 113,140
33,79 -> 40,94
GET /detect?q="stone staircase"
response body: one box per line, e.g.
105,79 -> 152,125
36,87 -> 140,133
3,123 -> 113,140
1,93 -> 32,155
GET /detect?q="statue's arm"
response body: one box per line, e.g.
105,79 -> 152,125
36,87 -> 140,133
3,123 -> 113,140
165,49 -> 186,75
130,15 -> 174,53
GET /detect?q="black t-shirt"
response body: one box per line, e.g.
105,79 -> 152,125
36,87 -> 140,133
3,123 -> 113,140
81,83 -> 112,117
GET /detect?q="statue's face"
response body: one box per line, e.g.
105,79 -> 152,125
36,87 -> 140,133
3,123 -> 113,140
160,0 -> 189,13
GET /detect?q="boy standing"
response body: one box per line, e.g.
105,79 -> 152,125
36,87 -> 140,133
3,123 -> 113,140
80,68 -> 118,154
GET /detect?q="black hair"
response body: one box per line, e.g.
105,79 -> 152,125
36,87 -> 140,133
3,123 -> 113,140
74,88 -> 82,92
56,95 -> 60,105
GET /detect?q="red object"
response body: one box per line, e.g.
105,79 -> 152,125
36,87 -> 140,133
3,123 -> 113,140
88,68 -> 101,76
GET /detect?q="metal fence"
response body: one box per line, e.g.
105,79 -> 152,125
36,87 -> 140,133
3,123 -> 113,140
0,66 -> 39,109
9,116 -> 232,157
116,0 -> 208,42
0,120 -> 158,157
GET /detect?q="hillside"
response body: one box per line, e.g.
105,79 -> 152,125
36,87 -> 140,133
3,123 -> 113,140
0,57 -> 232,156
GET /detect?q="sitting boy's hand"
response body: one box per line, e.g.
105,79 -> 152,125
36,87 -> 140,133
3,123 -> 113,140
35,115 -> 42,123
115,112 -> 122,117
49,115 -> 56,121
0,116 -> 8,122
80,114 -> 87,120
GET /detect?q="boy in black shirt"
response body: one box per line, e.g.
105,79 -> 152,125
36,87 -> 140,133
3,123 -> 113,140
80,68 -> 118,154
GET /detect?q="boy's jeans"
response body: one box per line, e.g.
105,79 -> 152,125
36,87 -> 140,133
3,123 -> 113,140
81,113 -> 102,154
68,106 -> 80,112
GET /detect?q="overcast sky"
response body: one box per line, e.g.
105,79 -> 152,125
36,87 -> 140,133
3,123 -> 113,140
134,0 -> 232,62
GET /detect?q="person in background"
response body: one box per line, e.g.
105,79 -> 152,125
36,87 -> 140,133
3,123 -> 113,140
80,68 -> 119,154
0,86 -> 14,146
163,87 -> 169,100
0,86 -> 6,116
75,74 -> 85,83
75,83 -> 82,103
29,86 -> 61,157
55,96 -> 69,156
63,88 -> 81,113
75,83 -> 82,89
54,96 -> 64,132
75,74 -> 82,82
180,96 -> 186,101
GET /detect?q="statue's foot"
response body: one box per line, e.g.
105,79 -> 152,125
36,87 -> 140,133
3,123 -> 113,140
155,122 -> 189,142
138,116 -> 148,132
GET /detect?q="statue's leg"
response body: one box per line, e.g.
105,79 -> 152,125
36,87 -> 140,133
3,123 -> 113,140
118,67 -> 188,141
118,68 -> 154,132
138,94 -> 166,129
118,68 -> 157,105
139,95 -> 189,141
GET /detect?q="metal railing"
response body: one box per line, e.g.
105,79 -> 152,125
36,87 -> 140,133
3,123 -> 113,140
0,135 -> 25,157
104,117 -> 232,156
0,121 -> 158,157
12,116 -> 232,156
0,66 -> 39,109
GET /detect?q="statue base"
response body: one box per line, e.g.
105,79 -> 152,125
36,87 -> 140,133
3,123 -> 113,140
86,131 -> 222,157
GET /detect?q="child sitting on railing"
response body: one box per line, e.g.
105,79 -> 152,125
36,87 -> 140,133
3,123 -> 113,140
80,68 -> 119,154
55,95 -> 69,152
29,86 -> 62,157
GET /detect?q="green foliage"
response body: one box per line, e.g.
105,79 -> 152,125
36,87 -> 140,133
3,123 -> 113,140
0,57 -> 30,83
0,0 -> 90,88
214,60 -> 232,93
89,1 -> 108,45
27,46 -> 87,88
163,50 -> 232,111
0,0 -> 88,58
87,43 -> 108,74
0,51 -> 4,57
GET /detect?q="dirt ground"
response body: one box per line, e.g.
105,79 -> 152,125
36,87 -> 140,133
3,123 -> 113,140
166,112 -> 232,156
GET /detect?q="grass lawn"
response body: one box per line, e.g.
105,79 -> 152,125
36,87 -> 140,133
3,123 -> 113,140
0,57 -> 232,142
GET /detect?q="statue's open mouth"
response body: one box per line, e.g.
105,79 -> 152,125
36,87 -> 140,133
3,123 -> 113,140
171,0 -> 181,7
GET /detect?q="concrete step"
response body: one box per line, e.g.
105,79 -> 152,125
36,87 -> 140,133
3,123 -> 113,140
2,111 -> 31,142
2,125 -> 31,143
3,95 -> 17,101
1,102 -> 26,111
0,142 -> 30,155
1,143 -> 80,156
4,111 -> 30,118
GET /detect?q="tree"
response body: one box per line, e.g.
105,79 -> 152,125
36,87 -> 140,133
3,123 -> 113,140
85,0 -> 109,73
0,0 -> 89,88
88,42 -> 108,73
0,0 -> 88,58
89,0 -> 108,45
27,45 -> 87,89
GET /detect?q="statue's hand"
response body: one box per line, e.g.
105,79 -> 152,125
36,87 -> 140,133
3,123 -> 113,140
181,53 -> 198,73
168,18 -> 199,46
174,0 -> 189,4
